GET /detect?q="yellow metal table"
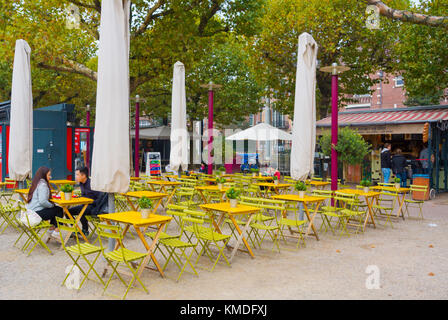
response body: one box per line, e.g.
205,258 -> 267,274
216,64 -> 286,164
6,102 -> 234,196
49,180 -> 76,191
306,180 -> 331,190
51,197 -> 94,246
200,202 -> 260,262
371,186 -> 410,219
195,186 -> 229,203
14,189 -> 29,202
98,211 -> 172,278
146,180 -> 181,207
338,189 -> 380,231
255,183 -> 292,196
271,194 -> 326,241
121,191 -> 168,214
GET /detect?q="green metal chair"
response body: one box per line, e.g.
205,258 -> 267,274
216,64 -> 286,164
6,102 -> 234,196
404,184 -> 428,219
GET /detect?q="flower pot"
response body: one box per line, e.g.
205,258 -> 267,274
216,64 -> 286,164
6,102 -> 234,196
218,184 -> 223,190
64,192 -> 72,201
252,173 -> 256,178
229,199 -> 238,208
298,191 -> 305,198
141,209 -> 151,219
395,183 -> 400,189
363,187 -> 369,194
274,180 -> 279,185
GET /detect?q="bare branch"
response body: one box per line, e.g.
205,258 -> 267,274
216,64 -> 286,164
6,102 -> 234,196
133,0 -> 167,38
38,57 -> 97,81
365,0 -> 448,29
67,0 -> 101,13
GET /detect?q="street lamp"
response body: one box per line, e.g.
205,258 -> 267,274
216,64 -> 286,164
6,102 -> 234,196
134,95 -> 140,178
319,63 -> 350,197
200,82 -> 222,175
86,104 -> 91,171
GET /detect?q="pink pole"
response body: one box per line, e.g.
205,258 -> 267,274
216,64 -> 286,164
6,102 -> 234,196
134,96 -> 140,177
86,105 -> 91,172
207,89 -> 214,175
331,73 -> 338,195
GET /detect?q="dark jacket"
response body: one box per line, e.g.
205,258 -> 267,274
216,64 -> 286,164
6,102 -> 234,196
381,148 -> 392,169
80,178 -> 102,207
90,192 -> 108,216
392,154 -> 407,174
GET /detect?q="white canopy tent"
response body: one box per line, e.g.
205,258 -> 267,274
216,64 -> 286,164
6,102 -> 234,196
290,32 -> 318,181
8,39 -> 33,182
169,61 -> 189,172
225,123 -> 292,141
91,0 -> 130,193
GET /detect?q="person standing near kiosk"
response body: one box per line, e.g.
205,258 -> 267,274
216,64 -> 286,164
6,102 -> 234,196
381,143 -> 392,183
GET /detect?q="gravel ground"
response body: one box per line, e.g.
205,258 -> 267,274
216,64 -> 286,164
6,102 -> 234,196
1,192 -> 447,300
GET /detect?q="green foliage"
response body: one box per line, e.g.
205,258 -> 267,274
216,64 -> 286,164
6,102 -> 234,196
360,179 -> 372,187
250,168 -> 259,172
320,127 -> 371,165
294,181 -> 307,191
226,187 -> 241,199
273,175 -> 278,181
394,177 -> 401,183
216,177 -> 226,184
138,196 -> 153,209
218,166 -> 226,172
60,184 -> 74,193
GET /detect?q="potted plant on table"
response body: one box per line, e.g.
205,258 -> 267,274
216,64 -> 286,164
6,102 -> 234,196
250,168 -> 259,178
394,177 -> 401,190
217,166 -> 226,176
295,181 -> 307,198
216,177 -> 226,190
226,188 -> 241,208
138,196 -> 153,219
360,179 -> 372,193
60,184 -> 74,201
273,175 -> 279,185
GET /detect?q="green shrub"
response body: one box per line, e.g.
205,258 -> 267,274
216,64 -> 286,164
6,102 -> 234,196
294,181 -> 307,191
360,179 -> 372,187
226,187 -> 241,200
60,184 -> 74,193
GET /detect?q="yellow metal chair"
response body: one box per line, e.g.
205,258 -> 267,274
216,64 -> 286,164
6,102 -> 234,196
97,223 -> 149,300
56,217 -> 104,289
404,185 -> 428,219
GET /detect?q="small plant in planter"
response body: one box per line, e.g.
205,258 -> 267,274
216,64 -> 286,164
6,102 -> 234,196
273,175 -> 279,185
394,177 -> 401,189
295,181 -> 307,198
216,177 -> 226,189
218,166 -> 226,175
360,179 -> 372,193
138,197 -> 153,219
226,188 -> 241,208
60,184 -> 74,201
250,168 -> 259,177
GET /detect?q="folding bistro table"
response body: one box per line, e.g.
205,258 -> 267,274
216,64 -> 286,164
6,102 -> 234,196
98,211 -> 172,278
255,183 -> 292,196
121,191 -> 168,214
51,197 -> 94,246
49,180 -> 76,192
306,180 -> 331,190
200,202 -> 260,262
195,186 -> 229,203
338,189 -> 380,231
271,194 -> 325,241
14,189 -> 29,202
146,180 -> 181,207
371,186 -> 410,219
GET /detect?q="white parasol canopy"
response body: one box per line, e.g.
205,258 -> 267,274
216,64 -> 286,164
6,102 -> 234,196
226,122 -> 292,141
169,61 -> 189,171
8,39 -> 33,181
290,32 -> 318,180
91,0 -> 130,193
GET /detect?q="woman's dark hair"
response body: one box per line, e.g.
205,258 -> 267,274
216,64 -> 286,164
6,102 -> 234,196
27,166 -> 52,203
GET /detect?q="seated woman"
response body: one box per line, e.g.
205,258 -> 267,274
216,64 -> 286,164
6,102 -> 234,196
26,166 -> 63,239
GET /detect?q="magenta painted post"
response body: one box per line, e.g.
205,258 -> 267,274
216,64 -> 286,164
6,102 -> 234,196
134,96 -> 140,177
207,89 -> 214,175
86,105 -> 90,171
331,73 -> 338,195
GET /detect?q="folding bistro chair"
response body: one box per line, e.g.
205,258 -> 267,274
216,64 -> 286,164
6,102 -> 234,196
96,223 -> 149,300
372,191 -> 397,227
404,184 -> 428,219
183,216 -> 231,272
56,217 -> 104,289
0,202 -> 22,234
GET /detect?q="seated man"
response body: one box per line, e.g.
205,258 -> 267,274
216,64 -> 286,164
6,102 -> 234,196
69,167 -> 106,236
